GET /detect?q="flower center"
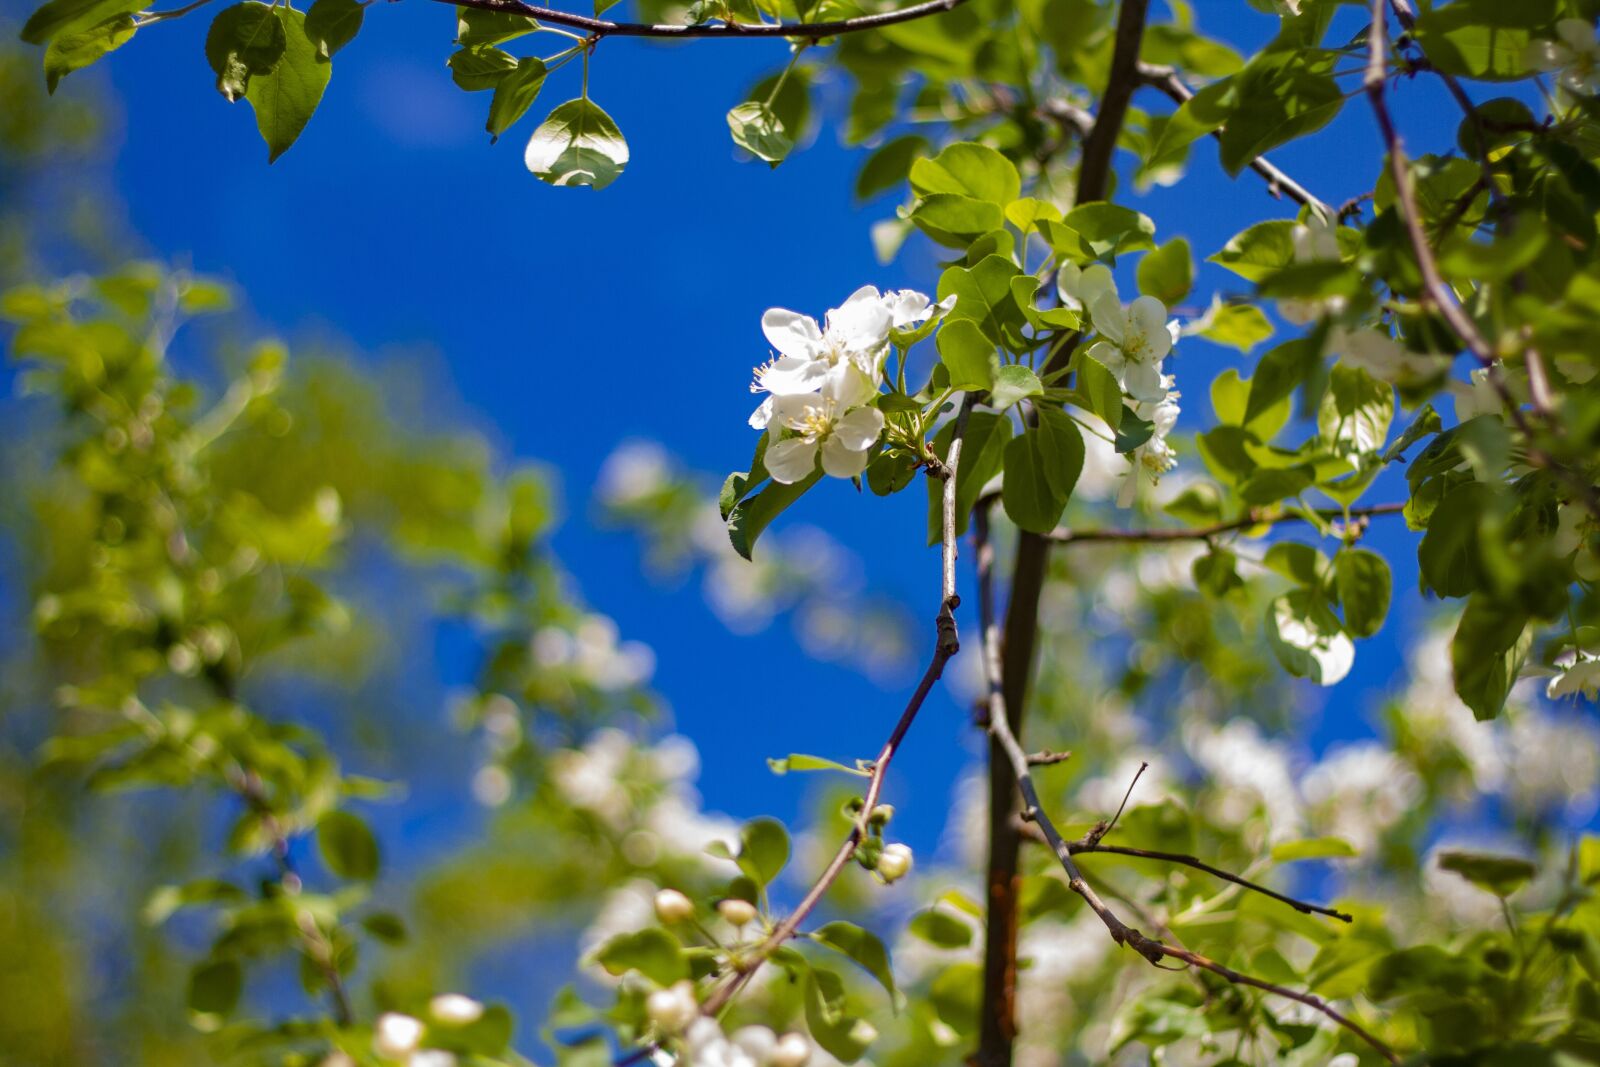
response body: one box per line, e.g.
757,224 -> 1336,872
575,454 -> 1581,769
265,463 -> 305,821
795,399 -> 837,440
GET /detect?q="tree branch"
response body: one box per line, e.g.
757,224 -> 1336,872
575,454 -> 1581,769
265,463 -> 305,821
974,506 -> 1399,1064
1364,0 -> 1600,521
442,0 -> 969,40
1134,62 -> 1332,219
978,7 -> 1149,1062
697,395 -> 976,1018
1048,502 -> 1407,546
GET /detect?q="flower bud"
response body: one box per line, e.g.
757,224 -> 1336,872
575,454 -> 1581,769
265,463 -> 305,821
373,1012 -> 424,1059
645,980 -> 698,1034
654,888 -> 694,924
877,843 -> 913,883
429,992 -> 484,1025
770,1031 -> 812,1067
867,804 -> 895,828
717,898 -> 758,927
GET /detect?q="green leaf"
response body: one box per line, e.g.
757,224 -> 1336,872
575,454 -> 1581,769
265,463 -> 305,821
1263,541 -> 1328,585
856,135 -> 929,201
1075,351 -> 1123,429
1412,6 -> 1541,81
909,142 -> 1020,205
1419,482 -> 1493,598
727,102 -> 793,166
43,11 -> 134,93
487,58 -> 548,140
187,958 -> 242,1017
1137,238 -> 1193,305
989,365 -> 1042,410
206,2 -> 287,102
728,470 -> 821,560
767,753 -> 870,777
910,194 -> 1006,246
317,810 -> 380,880
1437,850 -> 1538,897
1210,219 -> 1300,282
1385,402 -> 1442,462
936,255 -> 1026,349
1063,201 -> 1157,256
455,5 -> 540,48
21,0 -> 139,46
936,318 -> 997,390
1318,364 -> 1392,457
1002,429 -> 1064,534
1267,589 -> 1354,686
448,47 -> 516,90
1217,49 -> 1343,175
304,0 -> 362,58
924,412 -> 1012,543
812,921 -> 899,1007
1451,594 -> 1531,721
594,928 -> 689,986
1193,302 -> 1274,353
738,817 -> 790,886
1334,549 -> 1391,638
243,7 -> 330,162
524,98 -> 629,189
806,966 -> 878,1063
143,879 -> 247,924
1271,837 -> 1358,862
908,908 -> 973,948
361,911 -> 408,944
1245,337 -> 1321,426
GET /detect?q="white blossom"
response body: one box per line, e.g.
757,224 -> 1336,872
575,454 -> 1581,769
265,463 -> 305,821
373,1013 -> 425,1060
1085,291 -> 1174,403
1331,328 -> 1443,385
1451,365 -> 1500,421
877,842 -> 913,882
882,288 -> 957,330
1526,19 -> 1600,94
750,285 -> 893,429
646,981 -> 699,1035
1056,262 -> 1117,313
1115,385 -> 1180,509
765,378 -> 886,483
428,993 -> 484,1025
597,440 -> 674,507
1302,742 -> 1422,854
1548,649 -> 1600,701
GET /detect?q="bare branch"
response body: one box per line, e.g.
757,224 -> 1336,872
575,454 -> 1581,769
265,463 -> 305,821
974,504 -> 1398,1064
1082,760 -> 1147,848
1048,502 -> 1407,547
444,0 -> 970,40
1026,749 -> 1073,767
1134,63 -> 1332,219
697,395 -> 976,1018
1074,0 -> 1150,204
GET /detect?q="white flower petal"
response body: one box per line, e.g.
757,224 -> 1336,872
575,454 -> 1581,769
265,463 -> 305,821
833,406 -> 886,451
1089,291 -> 1126,344
1128,296 -> 1172,358
748,395 -> 774,430
759,355 -> 830,396
821,435 -> 872,479
766,438 -> 819,484
1558,18 -> 1594,53
1123,359 -> 1168,404
827,286 -> 892,348
761,309 -> 824,360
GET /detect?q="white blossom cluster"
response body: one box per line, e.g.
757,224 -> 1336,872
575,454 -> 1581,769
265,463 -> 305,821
1058,263 -> 1182,508
1527,18 -> 1600,94
749,286 -> 955,483
365,995 -> 487,1065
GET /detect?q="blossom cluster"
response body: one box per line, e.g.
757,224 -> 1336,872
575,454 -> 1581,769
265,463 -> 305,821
749,286 -> 954,484
1058,263 -> 1182,507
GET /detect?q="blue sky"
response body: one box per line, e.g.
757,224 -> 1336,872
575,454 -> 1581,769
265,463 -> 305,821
11,0 -> 1542,908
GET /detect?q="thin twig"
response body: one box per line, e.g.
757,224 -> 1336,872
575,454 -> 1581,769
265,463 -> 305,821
1135,63 -> 1332,219
443,0 -> 969,40
1013,820 -> 1354,923
1083,760 -> 1146,848
1048,502 -> 1407,546
973,505 -> 1398,1064
696,395 -> 976,1019
1026,749 -> 1073,767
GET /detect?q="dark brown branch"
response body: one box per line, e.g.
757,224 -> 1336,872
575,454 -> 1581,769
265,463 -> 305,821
978,8 -> 1149,1063
1364,0 -> 1600,521
974,508 -> 1398,1064
444,0 -> 969,40
1048,502 -> 1407,546
697,395 -> 975,1018
1135,62 -> 1332,219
